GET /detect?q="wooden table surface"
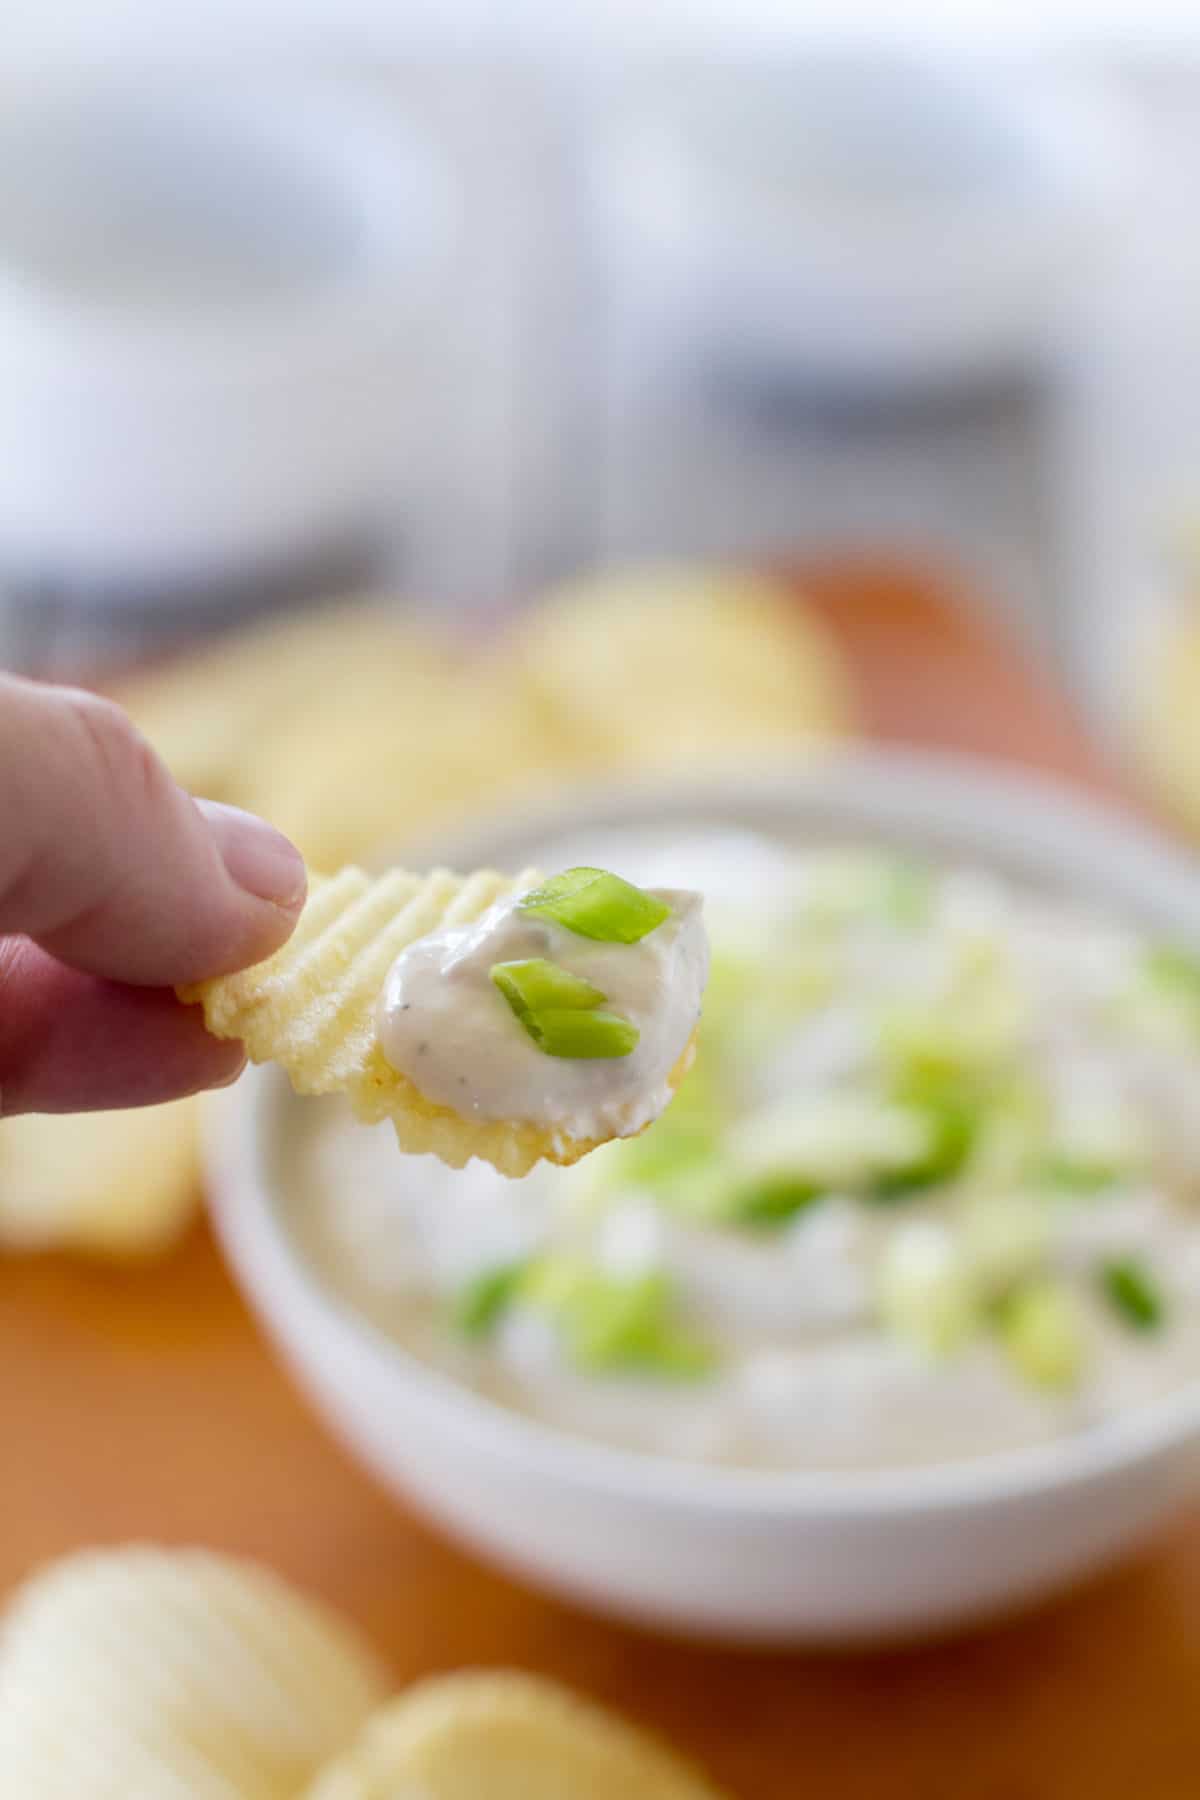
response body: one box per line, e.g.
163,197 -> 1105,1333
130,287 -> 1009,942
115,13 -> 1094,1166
4,565 -> 1199,1800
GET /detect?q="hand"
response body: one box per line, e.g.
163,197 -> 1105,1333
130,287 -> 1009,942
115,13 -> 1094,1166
0,672 -> 305,1115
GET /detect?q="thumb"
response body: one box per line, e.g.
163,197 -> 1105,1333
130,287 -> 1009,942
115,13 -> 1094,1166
0,673 -> 305,986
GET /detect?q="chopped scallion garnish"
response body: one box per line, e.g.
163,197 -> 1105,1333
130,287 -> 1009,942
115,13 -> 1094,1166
881,857 -> 934,927
870,1099 -> 974,1201
525,1009 -> 640,1059
453,1261 -> 530,1338
491,957 -> 639,1059
877,1224 -> 979,1356
1100,1257 -> 1165,1332
1037,1154 -> 1123,1195
491,958 -> 606,1023
525,1258 -> 715,1379
1145,943 -> 1200,1001
518,867 -> 670,943
995,1280 -> 1085,1391
724,1173 -> 825,1229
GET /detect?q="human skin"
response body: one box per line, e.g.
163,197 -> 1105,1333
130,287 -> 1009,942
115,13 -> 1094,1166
0,672 -> 304,1115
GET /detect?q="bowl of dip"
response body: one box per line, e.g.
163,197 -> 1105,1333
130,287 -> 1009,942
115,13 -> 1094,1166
207,752 -> 1200,1642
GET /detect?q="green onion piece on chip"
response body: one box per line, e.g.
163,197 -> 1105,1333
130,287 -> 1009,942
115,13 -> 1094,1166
491,957 -> 639,1058
491,958 -> 607,1022
518,867 -> 670,943
530,1009 -> 640,1059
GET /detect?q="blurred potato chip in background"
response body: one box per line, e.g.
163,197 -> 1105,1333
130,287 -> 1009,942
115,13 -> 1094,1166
0,1546 -> 389,1800
0,1097 -> 200,1258
0,1549 -> 725,1800
237,665 -> 555,874
118,566 -> 852,872
305,1669 -> 729,1800
502,566 -> 854,774
112,599 -> 463,808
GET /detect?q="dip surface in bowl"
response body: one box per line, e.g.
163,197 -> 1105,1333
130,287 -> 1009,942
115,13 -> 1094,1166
282,830 -> 1200,1473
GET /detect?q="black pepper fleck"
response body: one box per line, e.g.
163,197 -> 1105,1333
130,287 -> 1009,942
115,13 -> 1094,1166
418,1041 -> 429,1055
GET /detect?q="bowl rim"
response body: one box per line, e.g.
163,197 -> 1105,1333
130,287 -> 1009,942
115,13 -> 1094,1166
210,746 -> 1200,1519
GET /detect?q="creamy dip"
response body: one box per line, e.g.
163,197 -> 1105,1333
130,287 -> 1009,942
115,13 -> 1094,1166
376,885 -> 708,1139
287,832 -> 1200,1473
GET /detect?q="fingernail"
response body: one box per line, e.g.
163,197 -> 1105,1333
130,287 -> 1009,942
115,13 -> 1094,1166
197,800 -> 306,907
212,1045 -> 249,1088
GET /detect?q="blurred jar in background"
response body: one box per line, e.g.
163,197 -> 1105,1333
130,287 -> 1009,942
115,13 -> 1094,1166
0,73 -> 456,675
1058,56 -> 1200,767
379,56 -> 588,619
582,52 -> 1122,664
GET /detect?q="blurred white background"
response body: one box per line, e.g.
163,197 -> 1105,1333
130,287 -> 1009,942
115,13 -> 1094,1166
0,0 -> 1198,744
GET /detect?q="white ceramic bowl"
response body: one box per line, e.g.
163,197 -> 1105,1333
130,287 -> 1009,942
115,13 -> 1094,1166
207,752 -> 1200,1644
0,76 -> 453,592
590,57 -> 1128,387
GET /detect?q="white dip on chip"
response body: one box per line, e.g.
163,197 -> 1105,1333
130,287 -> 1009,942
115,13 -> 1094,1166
376,883 -> 708,1139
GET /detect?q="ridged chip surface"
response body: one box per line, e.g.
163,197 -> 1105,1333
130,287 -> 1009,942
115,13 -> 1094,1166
0,1095 -> 199,1258
0,1547 -> 388,1799
305,1670 -> 730,1800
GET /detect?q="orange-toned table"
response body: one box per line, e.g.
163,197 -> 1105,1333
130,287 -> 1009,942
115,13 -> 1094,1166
4,567 -> 1198,1800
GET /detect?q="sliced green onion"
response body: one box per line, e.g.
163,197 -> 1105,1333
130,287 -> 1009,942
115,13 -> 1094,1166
803,852 -> 931,927
490,958 -> 606,1024
600,1114 -> 717,1192
880,857 -> 935,927
622,1324 -> 716,1380
880,976 -> 1026,1088
519,1255 -> 588,1312
491,957 -> 638,1058
525,1259 -> 715,1380
961,1192 -> 1049,1291
996,1280 -> 1086,1391
1100,1257 -> 1165,1332
1037,1153 -> 1124,1195
518,867 -> 670,943
878,1224 -> 979,1357
870,1099 -> 975,1202
1145,943 -> 1200,1001
525,1008 -> 639,1059
723,1173 -> 825,1229
453,1261 -> 530,1338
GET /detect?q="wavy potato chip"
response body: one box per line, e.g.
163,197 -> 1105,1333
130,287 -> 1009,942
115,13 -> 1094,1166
239,670 -> 554,872
0,1096 -> 199,1258
113,600 -> 459,804
306,1671 -> 729,1800
182,867 -> 694,1177
0,1548 -> 388,1800
502,564 -> 853,772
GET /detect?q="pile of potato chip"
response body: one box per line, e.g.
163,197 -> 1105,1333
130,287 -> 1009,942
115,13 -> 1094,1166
0,564 -> 853,1259
0,1547 -> 729,1798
